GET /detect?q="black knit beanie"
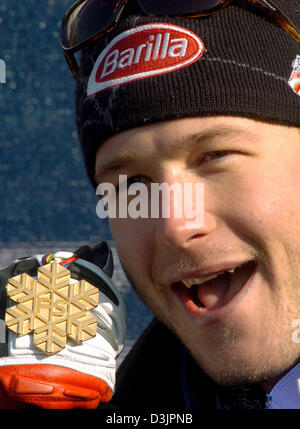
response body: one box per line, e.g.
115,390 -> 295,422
75,0 -> 300,187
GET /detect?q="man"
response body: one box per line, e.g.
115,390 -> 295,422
65,0 -> 300,409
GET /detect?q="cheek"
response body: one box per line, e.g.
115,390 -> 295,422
109,218 -> 154,280
109,218 -> 166,315
220,166 -> 300,243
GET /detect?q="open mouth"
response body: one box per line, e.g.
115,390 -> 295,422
172,260 -> 257,313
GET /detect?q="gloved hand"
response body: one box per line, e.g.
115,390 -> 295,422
0,242 -> 126,409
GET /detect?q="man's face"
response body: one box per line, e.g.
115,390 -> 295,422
95,116 -> 300,390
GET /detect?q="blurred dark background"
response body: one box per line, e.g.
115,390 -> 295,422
0,0 -> 152,342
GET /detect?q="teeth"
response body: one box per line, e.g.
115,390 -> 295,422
182,279 -> 193,288
182,279 -> 191,288
182,274 -> 219,288
182,267 -> 237,288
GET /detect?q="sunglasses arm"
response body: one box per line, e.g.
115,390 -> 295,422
65,53 -> 80,80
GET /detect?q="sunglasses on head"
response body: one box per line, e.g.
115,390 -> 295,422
60,0 -> 300,79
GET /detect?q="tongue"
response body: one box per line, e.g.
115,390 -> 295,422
196,274 -> 229,310
195,262 -> 255,310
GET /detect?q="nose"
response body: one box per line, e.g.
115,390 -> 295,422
154,173 -> 216,249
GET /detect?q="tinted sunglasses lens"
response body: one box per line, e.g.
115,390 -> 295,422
62,0 -> 119,50
140,0 -> 222,15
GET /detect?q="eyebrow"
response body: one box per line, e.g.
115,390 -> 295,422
161,126 -> 253,158
94,125 -> 256,182
95,154 -> 140,183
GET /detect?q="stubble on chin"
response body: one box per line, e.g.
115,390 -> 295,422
183,321 -> 300,389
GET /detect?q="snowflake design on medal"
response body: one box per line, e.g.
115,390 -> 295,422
5,261 -> 99,355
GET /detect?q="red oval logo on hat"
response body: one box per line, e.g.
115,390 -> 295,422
87,23 -> 205,96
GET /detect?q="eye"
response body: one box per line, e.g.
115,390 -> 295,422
127,176 -> 148,186
116,175 -> 150,192
201,150 -> 233,163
